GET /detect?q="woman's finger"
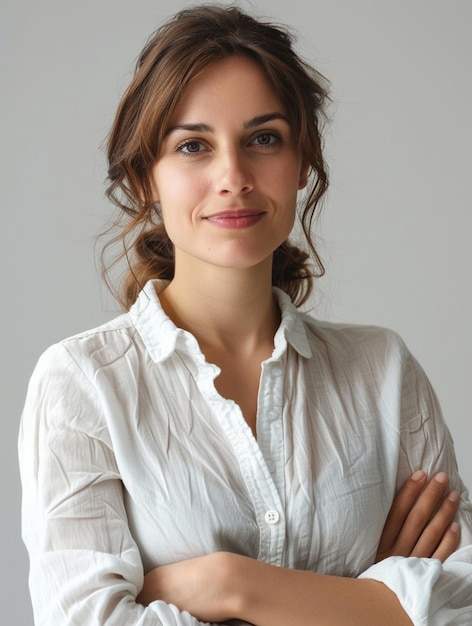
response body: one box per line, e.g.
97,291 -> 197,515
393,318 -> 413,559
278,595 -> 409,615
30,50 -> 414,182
392,472 -> 450,555
411,490 -> 461,558
431,521 -> 461,562
376,470 -> 427,555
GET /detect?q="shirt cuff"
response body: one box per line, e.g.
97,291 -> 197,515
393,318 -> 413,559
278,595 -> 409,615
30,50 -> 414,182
358,556 -> 443,625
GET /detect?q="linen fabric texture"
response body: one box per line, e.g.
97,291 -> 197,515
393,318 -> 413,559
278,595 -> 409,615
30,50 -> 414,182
19,280 -> 472,625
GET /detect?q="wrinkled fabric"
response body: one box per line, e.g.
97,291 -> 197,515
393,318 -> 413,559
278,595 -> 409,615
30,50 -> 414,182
19,279 -> 472,625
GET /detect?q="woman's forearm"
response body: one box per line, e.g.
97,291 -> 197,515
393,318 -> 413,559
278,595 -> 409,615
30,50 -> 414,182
231,555 -> 413,626
139,552 -> 412,625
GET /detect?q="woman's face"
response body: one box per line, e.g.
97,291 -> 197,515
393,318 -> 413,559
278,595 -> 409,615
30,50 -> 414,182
151,55 -> 308,275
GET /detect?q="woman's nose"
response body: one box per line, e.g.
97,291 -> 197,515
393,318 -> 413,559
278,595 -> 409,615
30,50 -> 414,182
214,149 -> 254,195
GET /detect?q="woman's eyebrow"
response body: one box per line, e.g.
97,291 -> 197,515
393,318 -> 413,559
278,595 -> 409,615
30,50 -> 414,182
244,112 -> 289,128
166,123 -> 212,135
166,113 -> 289,136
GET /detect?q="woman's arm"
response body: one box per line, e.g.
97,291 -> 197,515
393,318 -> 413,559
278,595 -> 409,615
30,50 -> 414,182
138,471 -> 460,625
141,552 -> 413,626
20,344 -> 215,626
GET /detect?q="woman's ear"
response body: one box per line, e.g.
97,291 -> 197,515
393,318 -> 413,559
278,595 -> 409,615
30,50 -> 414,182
298,161 -> 310,190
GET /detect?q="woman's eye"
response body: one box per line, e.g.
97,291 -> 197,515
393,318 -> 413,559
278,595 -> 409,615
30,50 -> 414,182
177,140 -> 207,154
252,133 -> 280,147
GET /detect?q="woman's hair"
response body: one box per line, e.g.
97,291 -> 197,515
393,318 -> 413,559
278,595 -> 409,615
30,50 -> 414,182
104,3 -> 330,308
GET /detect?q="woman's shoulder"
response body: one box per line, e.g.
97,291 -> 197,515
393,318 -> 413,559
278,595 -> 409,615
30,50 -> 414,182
33,311 -> 138,380
300,312 -> 410,363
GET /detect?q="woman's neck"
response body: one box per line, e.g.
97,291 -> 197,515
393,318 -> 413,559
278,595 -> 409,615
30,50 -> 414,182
159,258 -> 279,356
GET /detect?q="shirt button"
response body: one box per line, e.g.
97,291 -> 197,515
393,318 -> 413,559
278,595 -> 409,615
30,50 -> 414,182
264,510 -> 280,524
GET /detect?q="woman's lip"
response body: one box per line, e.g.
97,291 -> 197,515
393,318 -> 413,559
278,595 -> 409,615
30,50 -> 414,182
204,209 -> 266,229
204,209 -> 265,219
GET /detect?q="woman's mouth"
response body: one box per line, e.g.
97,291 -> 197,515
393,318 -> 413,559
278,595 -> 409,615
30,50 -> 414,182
204,209 -> 266,229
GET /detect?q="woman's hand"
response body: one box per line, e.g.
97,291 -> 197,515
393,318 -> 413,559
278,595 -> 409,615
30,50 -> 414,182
376,470 -> 460,563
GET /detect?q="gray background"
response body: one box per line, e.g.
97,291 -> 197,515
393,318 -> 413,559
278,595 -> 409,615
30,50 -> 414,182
2,1 -> 471,624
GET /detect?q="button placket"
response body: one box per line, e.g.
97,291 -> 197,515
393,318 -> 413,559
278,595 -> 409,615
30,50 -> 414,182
250,360 -> 286,564
257,361 -> 285,491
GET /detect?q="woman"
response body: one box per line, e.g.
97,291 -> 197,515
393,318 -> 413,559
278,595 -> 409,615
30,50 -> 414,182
19,5 -> 472,625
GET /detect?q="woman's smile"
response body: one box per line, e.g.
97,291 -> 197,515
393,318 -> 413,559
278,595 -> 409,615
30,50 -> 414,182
203,208 -> 266,229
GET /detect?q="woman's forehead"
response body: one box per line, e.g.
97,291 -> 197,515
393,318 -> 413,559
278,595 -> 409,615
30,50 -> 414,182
166,56 -> 288,127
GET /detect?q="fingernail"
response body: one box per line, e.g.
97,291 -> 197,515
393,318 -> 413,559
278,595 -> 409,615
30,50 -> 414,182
411,470 -> 426,481
448,491 -> 460,502
435,472 -> 448,484
450,522 -> 460,533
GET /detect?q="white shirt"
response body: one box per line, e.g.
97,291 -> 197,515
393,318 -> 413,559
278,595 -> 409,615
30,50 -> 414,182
19,280 -> 472,625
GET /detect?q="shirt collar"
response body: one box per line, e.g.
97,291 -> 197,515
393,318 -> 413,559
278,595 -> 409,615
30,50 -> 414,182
272,287 -> 313,359
130,279 -> 312,363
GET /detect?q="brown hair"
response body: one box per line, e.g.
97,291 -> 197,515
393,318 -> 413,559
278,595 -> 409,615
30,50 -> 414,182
104,4 -> 330,308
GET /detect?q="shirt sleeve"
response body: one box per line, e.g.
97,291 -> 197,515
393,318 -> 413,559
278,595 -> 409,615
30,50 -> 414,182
359,345 -> 472,625
19,343 -> 220,626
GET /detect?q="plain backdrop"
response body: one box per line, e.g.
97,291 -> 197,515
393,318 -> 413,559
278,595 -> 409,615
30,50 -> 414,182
2,1 -> 471,623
